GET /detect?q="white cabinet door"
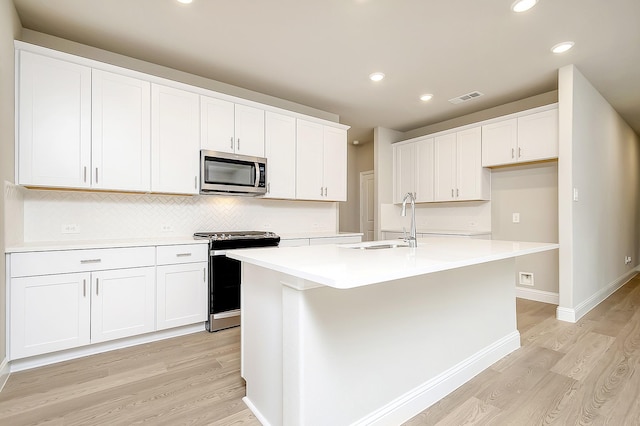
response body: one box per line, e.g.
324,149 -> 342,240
200,96 -> 235,153
235,104 -> 265,157
415,138 -> 434,202
434,133 -> 457,201
151,84 -> 200,194
90,267 -> 156,343
481,118 -> 517,167
10,272 -> 91,359
393,143 -> 416,204
264,112 -> 296,199
323,126 -> 347,201
456,127 -> 485,200
517,109 -> 558,163
296,119 -> 324,200
92,70 -> 151,192
156,262 -> 208,330
18,51 -> 91,188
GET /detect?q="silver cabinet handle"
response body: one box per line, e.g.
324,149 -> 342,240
267,183 -> 271,194
451,189 -> 454,198
176,253 -> 192,257
230,136 -> 234,150
194,176 -> 197,189
237,138 -> 240,151
95,168 -> 99,183
83,279 -> 87,297
203,268 -> 206,282
511,148 -> 515,159
325,187 -> 328,197
96,278 -> 99,296
320,187 -> 323,196
81,259 -> 102,264
83,166 -> 87,183
519,147 -> 522,158
456,188 -> 459,197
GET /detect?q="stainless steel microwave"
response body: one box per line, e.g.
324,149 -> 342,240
200,150 -> 267,196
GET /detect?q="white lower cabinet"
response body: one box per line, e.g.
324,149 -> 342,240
90,267 -> 156,343
10,272 -> 91,359
156,244 -> 208,331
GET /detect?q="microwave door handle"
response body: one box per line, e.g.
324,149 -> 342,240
255,163 -> 260,187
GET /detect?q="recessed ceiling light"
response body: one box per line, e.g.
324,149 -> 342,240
177,0 -> 193,4
369,72 -> 385,82
420,94 -> 433,102
511,0 -> 538,12
551,41 -> 575,53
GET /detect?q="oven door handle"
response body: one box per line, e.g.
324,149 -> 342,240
210,250 -> 228,256
255,162 -> 260,188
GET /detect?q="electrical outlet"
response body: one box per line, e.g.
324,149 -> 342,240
625,256 -> 632,265
519,272 -> 534,286
512,213 -> 520,223
161,224 -> 173,232
61,224 -> 80,234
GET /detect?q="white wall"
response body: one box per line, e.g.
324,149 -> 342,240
558,65 -> 640,322
16,188 -> 338,243
0,0 -> 21,382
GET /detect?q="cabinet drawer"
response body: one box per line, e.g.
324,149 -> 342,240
156,244 -> 208,265
10,246 -> 156,278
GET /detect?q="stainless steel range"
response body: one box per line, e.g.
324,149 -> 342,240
194,231 -> 280,332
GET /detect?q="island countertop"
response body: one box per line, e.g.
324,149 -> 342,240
226,237 -> 559,289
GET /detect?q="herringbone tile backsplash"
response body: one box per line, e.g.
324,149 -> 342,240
20,188 -> 338,242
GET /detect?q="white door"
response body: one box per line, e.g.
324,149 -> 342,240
415,138 -> 435,202
394,143 -> 416,203
434,133 -> 457,201
481,118 -> 517,167
296,119 -> 324,200
264,111 -> 296,199
456,127 -> 482,200
151,84 -> 200,194
156,262 -> 208,330
235,104 -> 265,157
323,126 -> 347,201
10,272 -> 91,359
18,51 -> 91,188
91,267 -> 156,343
360,171 -> 375,242
200,96 -> 235,153
92,70 -> 151,192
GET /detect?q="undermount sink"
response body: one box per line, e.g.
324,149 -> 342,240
346,242 -> 409,250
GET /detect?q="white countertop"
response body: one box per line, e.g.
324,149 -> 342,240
5,237 -> 209,253
227,237 -> 559,289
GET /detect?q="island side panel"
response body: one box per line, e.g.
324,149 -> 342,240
241,264 -> 285,425
280,258 -> 519,426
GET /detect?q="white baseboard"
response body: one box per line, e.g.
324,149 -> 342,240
352,331 -> 521,426
242,397 -> 272,426
556,270 -> 637,323
516,287 -> 559,304
0,357 -> 10,393
10,323 -> 205,372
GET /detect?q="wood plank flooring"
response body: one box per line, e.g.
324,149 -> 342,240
1,275 -> 639,425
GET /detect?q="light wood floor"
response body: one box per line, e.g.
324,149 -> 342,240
1,275 -> 639,425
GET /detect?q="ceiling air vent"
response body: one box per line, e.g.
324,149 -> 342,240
448,91 -> 484,105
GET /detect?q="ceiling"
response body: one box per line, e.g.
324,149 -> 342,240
11,0 -> 640,143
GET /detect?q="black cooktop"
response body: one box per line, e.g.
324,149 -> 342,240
194,231 -> 280,249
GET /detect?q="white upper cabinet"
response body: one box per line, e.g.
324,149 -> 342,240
151,84 -> 200,194
393,138 -> 434,203
435,127 -> 490,202
323,126 -> 347,202
17,51 -> 92,188
296,119 -> 347,201
92,69 -> 151,192
482,107 -> 558,167
264,111 -> 296,199
201,96 -> 265,158
516,109 -> 558,163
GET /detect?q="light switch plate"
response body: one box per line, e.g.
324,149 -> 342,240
512,213 -> 520,223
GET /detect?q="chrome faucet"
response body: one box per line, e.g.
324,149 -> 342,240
401,192 -> 417,248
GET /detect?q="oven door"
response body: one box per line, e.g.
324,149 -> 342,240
200,150 -> 266,195
207,250 -> 242,332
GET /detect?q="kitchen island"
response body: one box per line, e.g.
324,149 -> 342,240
227,237 -> 558,425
